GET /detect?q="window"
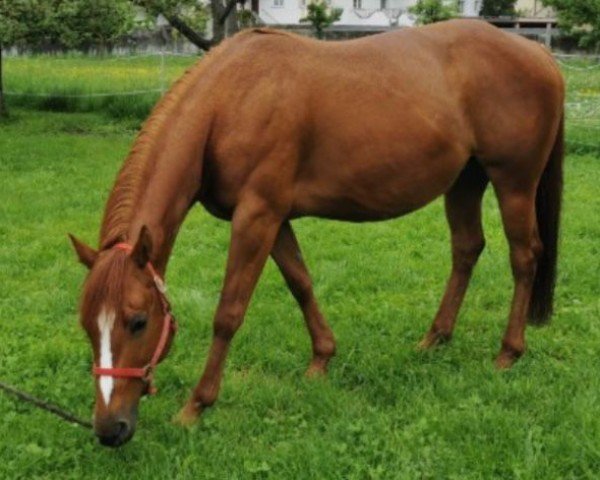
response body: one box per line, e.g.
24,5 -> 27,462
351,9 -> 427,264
273,0 -> 284,6
353,0 -> 362,8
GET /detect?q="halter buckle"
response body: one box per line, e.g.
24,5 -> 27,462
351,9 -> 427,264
142,364 -> 154,382
153,275 -> 167,294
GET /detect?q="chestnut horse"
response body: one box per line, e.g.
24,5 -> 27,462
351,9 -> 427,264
70,20 -> 564,446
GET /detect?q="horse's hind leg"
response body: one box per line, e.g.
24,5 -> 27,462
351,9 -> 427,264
420,159 -> 488,349
271,221 -> 336,376
491,175 -> 542,369
175,194 -> 283,424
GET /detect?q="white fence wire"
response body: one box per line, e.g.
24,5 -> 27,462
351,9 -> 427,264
4,89 -> 164,97
4,51 -> 199,98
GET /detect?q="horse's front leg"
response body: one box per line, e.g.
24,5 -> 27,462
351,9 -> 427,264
175,194 -> 283,425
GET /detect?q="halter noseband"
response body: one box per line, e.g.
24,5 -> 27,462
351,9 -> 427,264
92,242 -> 177,395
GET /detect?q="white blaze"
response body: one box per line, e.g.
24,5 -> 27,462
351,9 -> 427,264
98,308 -> 116,406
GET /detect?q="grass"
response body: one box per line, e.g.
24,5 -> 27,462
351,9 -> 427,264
559,58 -> 600,155
3,54 -> 197,120
0,108 -> 599,479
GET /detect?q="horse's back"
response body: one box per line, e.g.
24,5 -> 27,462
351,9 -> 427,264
214,21 -> 563,160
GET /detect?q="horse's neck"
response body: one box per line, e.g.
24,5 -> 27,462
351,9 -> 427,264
101,128 -> 205,274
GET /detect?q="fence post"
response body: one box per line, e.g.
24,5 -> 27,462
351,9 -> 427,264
0,46 -> 7,117
545,22 -> 552,49
160,49 -> 166,95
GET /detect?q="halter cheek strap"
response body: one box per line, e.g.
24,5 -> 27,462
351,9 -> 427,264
92,242 -> 177,395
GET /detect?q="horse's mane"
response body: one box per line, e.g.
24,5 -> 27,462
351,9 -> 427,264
98,40 -> 232,249
98,64 -> 199,248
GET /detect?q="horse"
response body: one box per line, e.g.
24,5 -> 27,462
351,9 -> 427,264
69,19 -> 564,447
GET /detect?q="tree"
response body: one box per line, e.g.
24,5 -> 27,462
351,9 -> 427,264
0,3 -> 19,116
300,1 -> 342,39
479,0 -> 517,17
409,0 -> 457,25
542,0 -> 600,50
134,0 -> 241,51
55,0 -> 136,52
0,0 -> 55,117
0,0 -> 135,117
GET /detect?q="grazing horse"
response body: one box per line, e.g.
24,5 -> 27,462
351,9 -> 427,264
70,20 -> 564,447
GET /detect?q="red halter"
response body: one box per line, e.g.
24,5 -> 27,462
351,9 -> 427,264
92,242 -> 177,395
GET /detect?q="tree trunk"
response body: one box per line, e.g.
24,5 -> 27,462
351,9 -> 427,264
0,46 -> 7,118
146,1 -> 241,52
211,0 -> 226,45
166,14 -> 214,51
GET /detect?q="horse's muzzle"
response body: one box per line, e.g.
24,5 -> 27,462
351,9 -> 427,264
95,414 -> 136,447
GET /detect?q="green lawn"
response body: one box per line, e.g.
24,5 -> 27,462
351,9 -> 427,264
0,109 -> 599,479
3,54 -> 196,120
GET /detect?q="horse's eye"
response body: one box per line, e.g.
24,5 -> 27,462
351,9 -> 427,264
129,314 -> 148,335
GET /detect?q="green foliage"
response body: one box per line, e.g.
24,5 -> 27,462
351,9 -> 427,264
0,0 -> 54,48
134,0 -> 210,36
0,109 -> 599,478
479,0 -> 517,17
409,0 -> 457,25
542,0 -> 600,50
238,9 -> 259,29
0,0 -> 136,50
135,0 -> 201,17
53,0 -> 136,51
300,1 -> 342,39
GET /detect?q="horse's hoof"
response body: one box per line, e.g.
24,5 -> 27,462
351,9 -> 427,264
305,357 -> 329,378
494,349 -> 523,369
417,335 -> 436,350
172,401 -> 200,427
417,330 -> 451,350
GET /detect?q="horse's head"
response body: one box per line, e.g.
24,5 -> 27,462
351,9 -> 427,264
69,227 -> 176,447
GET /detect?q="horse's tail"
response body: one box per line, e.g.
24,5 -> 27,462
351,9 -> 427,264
529,112 -> 564,325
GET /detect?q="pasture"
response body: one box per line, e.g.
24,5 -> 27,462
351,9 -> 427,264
0,55 -> 599,478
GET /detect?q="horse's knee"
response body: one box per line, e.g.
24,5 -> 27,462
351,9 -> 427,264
213,301 -> 245,340
452,237 -> 485,273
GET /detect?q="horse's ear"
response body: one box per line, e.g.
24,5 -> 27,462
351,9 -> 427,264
68,234 -> 98,269
131,225 -> 153,269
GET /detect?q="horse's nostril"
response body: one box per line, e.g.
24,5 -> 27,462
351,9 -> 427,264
116,419 -> 129,436
96,419 -> 131,447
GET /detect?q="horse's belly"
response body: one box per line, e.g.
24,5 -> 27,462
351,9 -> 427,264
292,153 -> 466,221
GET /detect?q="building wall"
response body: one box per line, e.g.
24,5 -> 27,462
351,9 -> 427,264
256,0 -> 555,27
258,0 -> 416,26
461,0 -> 482,17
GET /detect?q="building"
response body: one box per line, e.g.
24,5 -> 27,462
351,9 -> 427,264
254,0 -> 415,27
251,0 -> 555,28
